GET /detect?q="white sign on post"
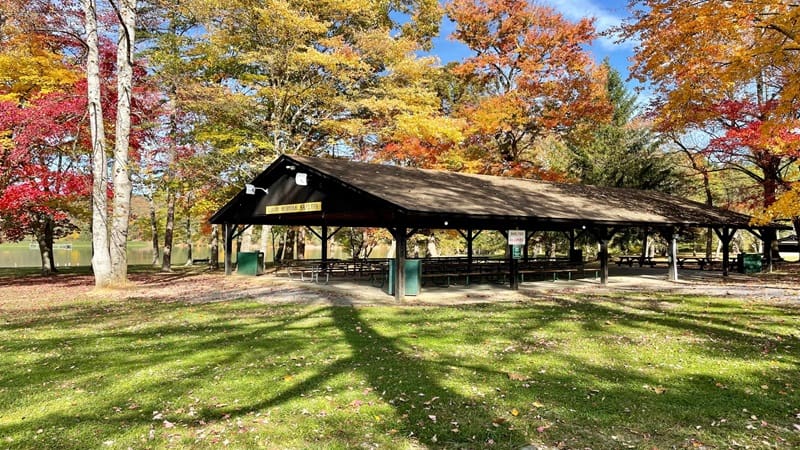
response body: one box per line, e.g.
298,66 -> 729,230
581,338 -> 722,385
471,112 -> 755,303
508,230 -> 526,246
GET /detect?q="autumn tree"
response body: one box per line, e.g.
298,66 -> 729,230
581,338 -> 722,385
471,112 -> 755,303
446,0 -> 611,178
184,0 -> 441,166
0,6 -> 90,274
619,0 -> 800,249
161,0 -> 444,259
69,0 -> 139,286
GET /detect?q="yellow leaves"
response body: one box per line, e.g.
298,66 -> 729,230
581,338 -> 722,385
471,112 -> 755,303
465,94 -> 527,134
255,2 -> 328,36
0,34 -> 80,102
393,113 -> 464,144
751,183 -> 800,225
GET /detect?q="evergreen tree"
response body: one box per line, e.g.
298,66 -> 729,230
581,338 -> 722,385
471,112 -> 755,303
568,61 -> 681,192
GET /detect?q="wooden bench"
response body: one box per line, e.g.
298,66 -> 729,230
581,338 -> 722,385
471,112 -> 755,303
519,267 -> 579,282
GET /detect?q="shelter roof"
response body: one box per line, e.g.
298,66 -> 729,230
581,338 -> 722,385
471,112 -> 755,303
210,154 -> 771,230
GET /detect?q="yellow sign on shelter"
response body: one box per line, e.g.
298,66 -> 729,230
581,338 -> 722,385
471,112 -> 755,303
265,202 -> 322,215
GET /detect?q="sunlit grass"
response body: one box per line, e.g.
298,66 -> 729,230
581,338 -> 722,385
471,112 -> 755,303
1,292 -> 798,449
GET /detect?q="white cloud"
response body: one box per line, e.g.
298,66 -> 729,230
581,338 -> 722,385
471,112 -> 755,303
539,0 -> 634,51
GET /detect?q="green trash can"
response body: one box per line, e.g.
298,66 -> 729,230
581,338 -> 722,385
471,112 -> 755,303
737,253 -> 762,274
237,251 -> 264,276
387,259 -> 421,296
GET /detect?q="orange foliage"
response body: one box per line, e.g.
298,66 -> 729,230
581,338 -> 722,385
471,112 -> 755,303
446,0 -> 611,178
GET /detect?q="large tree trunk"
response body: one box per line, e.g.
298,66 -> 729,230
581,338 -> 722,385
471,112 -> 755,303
45,217 -> 56,274
210,224 -> 219,269
83,0 -> 112,287
162,187 -> 175,271
109,0 -> 136,285
36,217 -> 55,276
149,195 -> 159,265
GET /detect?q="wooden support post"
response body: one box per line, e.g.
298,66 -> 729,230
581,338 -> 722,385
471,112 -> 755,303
466,228 -> 474,273
599,238 -> 609,285
569,229 -> 577,253
321,225 -> 328,269
224,223 -> 234,275
667,230 -> 678,281
591,227 -> 614,285
395,227 -> 407,301
722,229 -> 731,277
458,229 -> 481,274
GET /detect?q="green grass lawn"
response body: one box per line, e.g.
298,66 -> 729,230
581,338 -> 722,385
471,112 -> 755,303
0,291 -> 798,449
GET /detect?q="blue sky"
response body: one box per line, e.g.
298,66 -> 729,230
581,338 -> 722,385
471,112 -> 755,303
428,0 -> 635,83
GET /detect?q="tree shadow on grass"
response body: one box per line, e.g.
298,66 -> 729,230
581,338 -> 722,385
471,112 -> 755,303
2,293 -> 799,449
222,304 -> 532,448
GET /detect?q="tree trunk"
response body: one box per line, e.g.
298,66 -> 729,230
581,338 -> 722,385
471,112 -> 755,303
260,225 -> 270,262
36,219 -> 54,276
297,227 -> 306,259
149,195 -> 159,265
45,217 -> 57,273
270,227 -> 279,261
278,228 -> 292,260
162,187 -> 175,271
109,0 -> 136,285
184,215 -> 193,266
210,224 -> 219,269
290,227 -> 297,260
427,232 -> 439,257
240,226 -> 253,252
84,0 -> 112,287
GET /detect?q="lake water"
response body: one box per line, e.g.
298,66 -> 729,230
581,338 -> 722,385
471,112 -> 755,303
0,242 -> 390,268
0,243 -> 212,268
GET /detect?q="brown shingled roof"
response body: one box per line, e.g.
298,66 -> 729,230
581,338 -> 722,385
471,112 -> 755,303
288,155 -> 755,228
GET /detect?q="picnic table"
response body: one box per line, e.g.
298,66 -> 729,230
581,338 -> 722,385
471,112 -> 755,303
677,256 -> 717,270
615,255 -> 656,267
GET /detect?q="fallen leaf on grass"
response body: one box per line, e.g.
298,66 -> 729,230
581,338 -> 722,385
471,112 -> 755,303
511,408 -> 519,416
508,372 -> 528,381
492,418 -> 507,427
643,385 -> 666,394
532,401 -> 544,408
163,420 -> 175,428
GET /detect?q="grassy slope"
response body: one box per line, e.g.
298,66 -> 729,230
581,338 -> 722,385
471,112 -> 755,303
0,292 -> 798,449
